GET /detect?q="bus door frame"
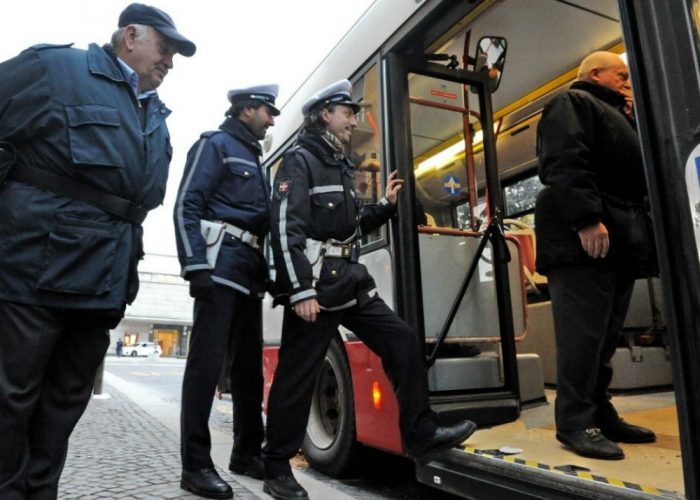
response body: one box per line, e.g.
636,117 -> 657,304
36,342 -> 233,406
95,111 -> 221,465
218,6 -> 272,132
384,52 -> 520,401
619,1 -> 700,496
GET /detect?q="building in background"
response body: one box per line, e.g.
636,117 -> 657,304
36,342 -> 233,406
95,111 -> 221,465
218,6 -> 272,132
110,254 -> 193,357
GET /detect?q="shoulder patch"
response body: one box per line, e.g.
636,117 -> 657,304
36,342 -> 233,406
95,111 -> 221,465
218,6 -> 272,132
274,176 -> 293,200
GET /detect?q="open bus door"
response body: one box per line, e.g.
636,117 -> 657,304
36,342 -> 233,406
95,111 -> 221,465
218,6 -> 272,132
385,38 -> 537,429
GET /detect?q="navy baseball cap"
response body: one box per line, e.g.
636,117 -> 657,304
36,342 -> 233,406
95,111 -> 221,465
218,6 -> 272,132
119,3 -> 196,57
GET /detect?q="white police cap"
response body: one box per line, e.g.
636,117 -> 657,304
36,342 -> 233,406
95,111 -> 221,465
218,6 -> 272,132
301,79 -> 361,115
227,84 -> 280,116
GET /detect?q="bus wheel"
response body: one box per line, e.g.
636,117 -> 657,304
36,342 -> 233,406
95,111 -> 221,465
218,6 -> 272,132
303,335 -> 361,477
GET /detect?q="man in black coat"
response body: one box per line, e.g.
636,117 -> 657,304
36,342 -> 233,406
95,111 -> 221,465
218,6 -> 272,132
535,51 -> 656,460
262,79 -> 476,500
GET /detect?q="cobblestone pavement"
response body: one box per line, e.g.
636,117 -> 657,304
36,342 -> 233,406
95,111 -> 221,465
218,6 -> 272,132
60,386 -> 258,500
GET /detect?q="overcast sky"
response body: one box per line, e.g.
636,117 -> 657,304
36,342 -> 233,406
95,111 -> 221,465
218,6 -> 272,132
1,0 -> 375,261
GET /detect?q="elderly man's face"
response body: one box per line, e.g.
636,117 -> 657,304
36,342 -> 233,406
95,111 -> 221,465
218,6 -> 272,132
593,61 -> 630,93
122,25 -> 177,92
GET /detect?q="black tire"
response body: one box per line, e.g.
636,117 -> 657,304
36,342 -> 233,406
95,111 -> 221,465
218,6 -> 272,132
130,350 -> 137,357
302,335 -> 362,477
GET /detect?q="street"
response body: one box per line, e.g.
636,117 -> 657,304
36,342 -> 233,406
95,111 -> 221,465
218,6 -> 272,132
103,356 -> 459,500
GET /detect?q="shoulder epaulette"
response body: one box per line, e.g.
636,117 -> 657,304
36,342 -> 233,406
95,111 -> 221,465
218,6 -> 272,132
29,43 -> 74,51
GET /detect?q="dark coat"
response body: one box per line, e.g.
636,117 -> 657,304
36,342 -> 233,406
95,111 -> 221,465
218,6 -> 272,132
0,43 -> 172,311
173,117 -> 270,297
534,81 -> 651,276
270,132 -> 395,309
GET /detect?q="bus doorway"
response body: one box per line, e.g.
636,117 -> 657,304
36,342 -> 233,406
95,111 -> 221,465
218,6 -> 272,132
386,44 -> 545,429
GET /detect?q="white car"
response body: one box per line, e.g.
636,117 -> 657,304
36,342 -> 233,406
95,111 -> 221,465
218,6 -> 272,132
122,342 -> 162,357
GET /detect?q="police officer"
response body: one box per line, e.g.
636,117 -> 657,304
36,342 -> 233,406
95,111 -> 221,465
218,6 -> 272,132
263,80 -> 476,500
174,84 -> 279,499
0,4 -> 195,498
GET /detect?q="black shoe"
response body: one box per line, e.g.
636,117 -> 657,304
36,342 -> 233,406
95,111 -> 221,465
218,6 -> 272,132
181,468 -> 233,499
556,428 -> 624,460
406,420 -> 477,464
229,453 -> 264,480
599,418 -> 656,443
263,475 -> 309,500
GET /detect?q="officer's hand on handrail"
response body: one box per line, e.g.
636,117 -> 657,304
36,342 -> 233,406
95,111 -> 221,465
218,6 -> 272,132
188,270 -> 215,302
385,170 -> 405,204
578,222 -> 609,259
293,297 -> 320,322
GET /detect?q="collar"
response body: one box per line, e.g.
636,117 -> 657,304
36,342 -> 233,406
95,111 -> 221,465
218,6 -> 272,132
116,57 -> 157,100
298,132 -> 352,167
89,44 -> 157,101
219,117 -> 263,156
571,80 -> 626,108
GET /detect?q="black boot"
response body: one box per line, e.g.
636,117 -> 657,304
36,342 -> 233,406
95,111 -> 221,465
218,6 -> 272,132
556,428 -> 624,460
229,452 -> 264,480
263,474 -> 309,500
181,468 -> 233,499
599,418 -> 656,443
405,419 -> 477,464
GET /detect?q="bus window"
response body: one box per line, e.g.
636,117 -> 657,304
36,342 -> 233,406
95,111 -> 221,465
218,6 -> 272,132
349,65 -> 385,247
455,197 -> 485,230
503,173 -> 542,220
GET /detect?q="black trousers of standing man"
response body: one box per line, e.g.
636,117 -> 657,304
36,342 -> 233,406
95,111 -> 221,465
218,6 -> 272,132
547,264 -> 635,432
263,296 -> 435,478
181,286 -> 264,471
0,301 -> 110,500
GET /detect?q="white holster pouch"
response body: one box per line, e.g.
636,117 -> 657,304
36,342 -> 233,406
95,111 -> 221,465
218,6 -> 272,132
304,238 -> 325,283
200,220 -> 226,268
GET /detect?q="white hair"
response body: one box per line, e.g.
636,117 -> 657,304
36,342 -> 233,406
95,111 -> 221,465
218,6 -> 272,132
577,51 -> 624,82
110,24 -> 150,51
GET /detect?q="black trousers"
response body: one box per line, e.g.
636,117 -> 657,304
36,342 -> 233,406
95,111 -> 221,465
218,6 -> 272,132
180,286 -> 264,470
547,264 -> 635,431
263,296 -> 433,478
0,301 -> 110,500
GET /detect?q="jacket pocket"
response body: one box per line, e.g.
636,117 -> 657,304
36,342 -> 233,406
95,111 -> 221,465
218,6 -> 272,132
66,104 -> 125,168
311,192 -> 345,230
225,159 -> 260,203
37,216 -> 119,295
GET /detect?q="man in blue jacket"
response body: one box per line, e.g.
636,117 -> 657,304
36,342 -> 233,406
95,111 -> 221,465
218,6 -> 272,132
174,85 -> 279,499
0,4 -> 195,498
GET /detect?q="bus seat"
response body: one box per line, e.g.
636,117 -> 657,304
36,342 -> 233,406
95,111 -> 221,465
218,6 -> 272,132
504,218 -> 548,293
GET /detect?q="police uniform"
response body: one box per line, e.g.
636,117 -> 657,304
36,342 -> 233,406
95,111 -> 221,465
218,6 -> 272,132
174,85 -> 279,476
263,80 -> 447,483
0,4 -> 195,498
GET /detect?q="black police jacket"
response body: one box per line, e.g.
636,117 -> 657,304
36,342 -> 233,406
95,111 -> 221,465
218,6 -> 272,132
534,81 -> 652,277
271,132 -> 395,308
174,117 -> 270,297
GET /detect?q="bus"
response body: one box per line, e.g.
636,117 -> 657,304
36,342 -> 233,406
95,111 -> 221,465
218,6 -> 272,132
259,1 -> 700,498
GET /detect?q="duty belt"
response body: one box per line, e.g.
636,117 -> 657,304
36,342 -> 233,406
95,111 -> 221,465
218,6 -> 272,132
220,222 -> 262,250
324,242 -> 354,258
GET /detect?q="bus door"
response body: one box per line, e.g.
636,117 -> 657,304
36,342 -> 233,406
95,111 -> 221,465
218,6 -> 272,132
386,38 -> 537,427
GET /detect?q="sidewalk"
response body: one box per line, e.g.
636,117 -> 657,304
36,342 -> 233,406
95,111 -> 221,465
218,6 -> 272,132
59,369 -> 356,500
60,384 -> 257,500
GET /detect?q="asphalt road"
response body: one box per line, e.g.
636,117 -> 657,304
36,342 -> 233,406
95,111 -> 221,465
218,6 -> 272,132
104,356 -> 459,500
